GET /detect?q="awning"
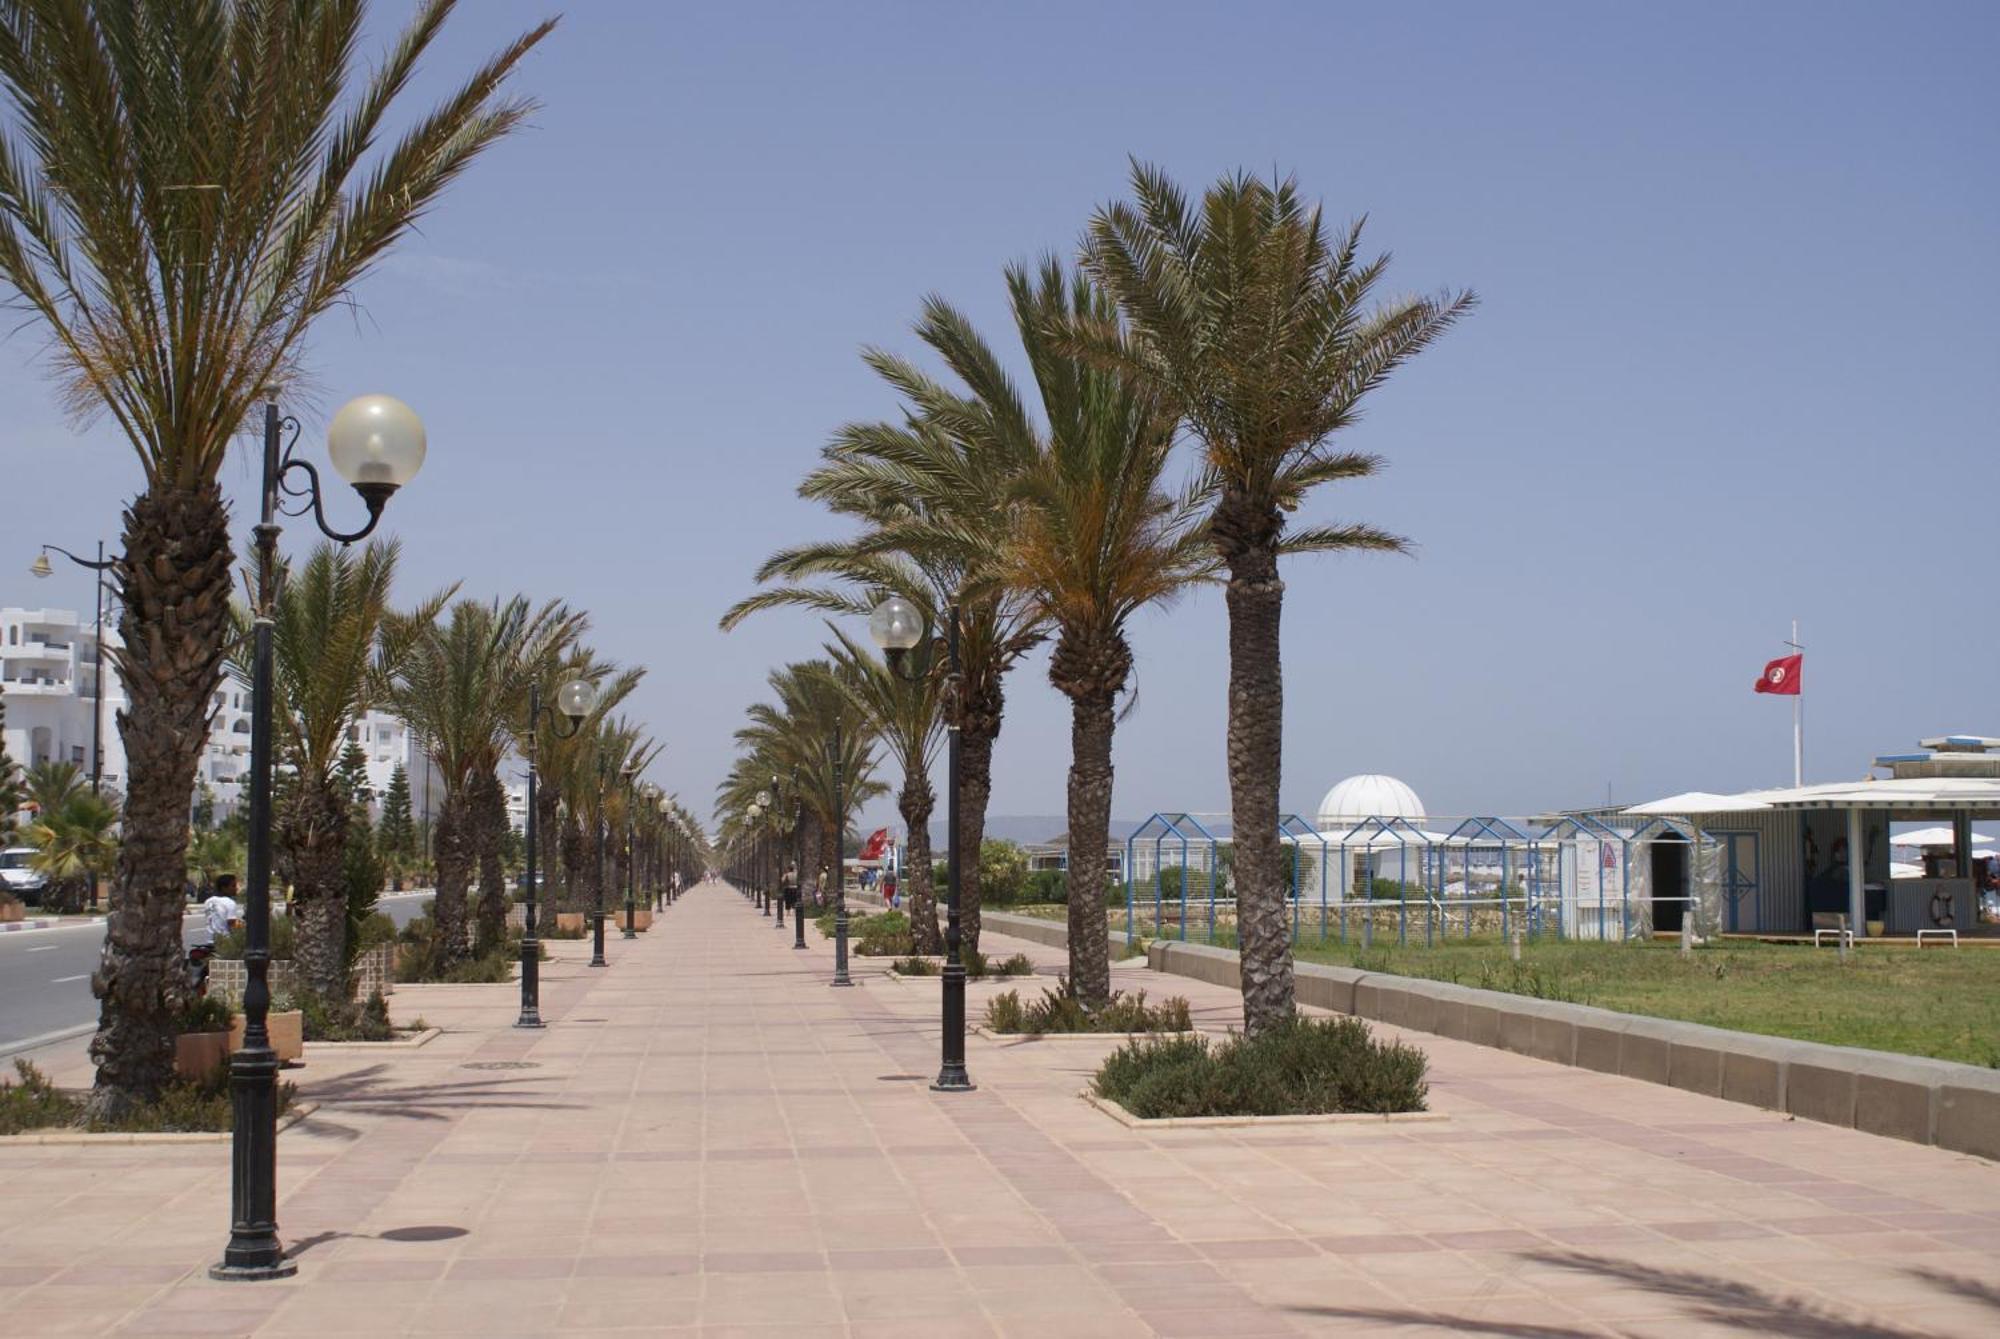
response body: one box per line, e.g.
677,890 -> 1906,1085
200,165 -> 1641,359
1889,825 -> 1997,848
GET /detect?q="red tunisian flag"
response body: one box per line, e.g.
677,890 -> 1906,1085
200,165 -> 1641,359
1754,653 -> 1802,695
858,828 -> 891,861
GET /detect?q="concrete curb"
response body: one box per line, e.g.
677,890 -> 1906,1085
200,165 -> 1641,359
1080,1088 -> 1446,1130
983,911 -> 2000,1162
3,1102 -> 320,1146
301,1026 -> 442,1054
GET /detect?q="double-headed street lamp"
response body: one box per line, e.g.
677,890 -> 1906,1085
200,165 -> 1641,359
826,720 -> 853,988
623,774 -> 644,940
214,395 -> 426,1282
519,678 -> 596,1028
870,594 -> 972,1092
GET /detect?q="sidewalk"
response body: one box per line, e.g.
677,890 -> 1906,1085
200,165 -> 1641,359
0,881 -> 1995,1337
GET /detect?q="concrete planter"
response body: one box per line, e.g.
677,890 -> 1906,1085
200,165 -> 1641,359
632,909 -> 654,932
0,896 -> 24,923
228,1010 -> 304,1064
556,912 -> 587,935
174,1031 -> 230,1080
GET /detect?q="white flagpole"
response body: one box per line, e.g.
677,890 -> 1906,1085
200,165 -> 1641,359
1788,619 -> 1803,786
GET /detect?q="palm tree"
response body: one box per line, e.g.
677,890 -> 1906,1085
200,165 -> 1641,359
227,540 -> 443,1006
0,0 -> 555,1115
976,258 -> 1216,1003
722,306 -> 1050,953
28,789 -> 120,914
388,596 -> 577,968
23,760 -> 86,818
822,629 -> 945,951
511,651 -> 640,916
729,662 -> 883,907
1081,164 -> 1474,1032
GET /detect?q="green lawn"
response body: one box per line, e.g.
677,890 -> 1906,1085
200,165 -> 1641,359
1283,935 -> 2000,1067
986,906 -> 2000,1067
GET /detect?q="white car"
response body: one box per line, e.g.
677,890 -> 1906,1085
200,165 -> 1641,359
0,846 -> 49,906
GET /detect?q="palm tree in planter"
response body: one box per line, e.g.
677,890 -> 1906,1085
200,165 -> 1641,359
388,597 -> 573,969
0,0 -> 555,1117
1081,164 -> 1474,1033
979,258 -> 1215,1004
822,626 -> 945,951
227,540 -> 446,1007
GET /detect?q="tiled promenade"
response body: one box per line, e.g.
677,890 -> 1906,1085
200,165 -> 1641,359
1,880 -> 1997,1336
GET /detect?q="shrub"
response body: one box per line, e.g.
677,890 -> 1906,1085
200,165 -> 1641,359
393,914 -> 518,984
212,912 -> 297,961
0,1060 -> 79,1134
892,954 -> 939,976
178,994 -> 234,1035
853,910 -> 913,957
983,981 -> 1192,1035
1024,870 -> 1067,905
1093,1017 -> 1428,1119
298,989 -> 395,1042
980,840 -> 1029,906
0,1060 -> 298,1136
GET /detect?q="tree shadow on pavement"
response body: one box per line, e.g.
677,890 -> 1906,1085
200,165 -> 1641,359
298,1062 -> 585,1125
1282,1305 -> 1597,1338
1507,1250 -> 1940,1339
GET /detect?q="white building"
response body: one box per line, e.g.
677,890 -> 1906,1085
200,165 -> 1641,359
4,602 -> 438,827
1,606 -> 128,791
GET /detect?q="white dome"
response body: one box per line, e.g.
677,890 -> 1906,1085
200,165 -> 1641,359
1316,774 -> 1425,829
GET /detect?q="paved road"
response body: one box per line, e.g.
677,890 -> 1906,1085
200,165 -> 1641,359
0,890 -> 434,1053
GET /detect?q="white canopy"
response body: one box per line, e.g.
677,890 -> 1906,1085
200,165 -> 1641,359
1623,790 -> 1779,816
1890,825 -> 1996,848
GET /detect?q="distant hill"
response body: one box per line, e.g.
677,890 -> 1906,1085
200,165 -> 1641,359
926,815 -> 1146,847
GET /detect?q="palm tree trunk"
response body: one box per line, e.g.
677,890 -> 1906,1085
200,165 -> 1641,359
472,769 -> 507,954
537,785 -> 563,904
561,812 -> 584,914
954,675 -> 1005,956
89,485 -> 233,1119
1220,499 -> 1293,1035
899,774 -> 940,953
1056,633 -> 1125,1008
285,779 -> 351,1006
432,793 -> 474,965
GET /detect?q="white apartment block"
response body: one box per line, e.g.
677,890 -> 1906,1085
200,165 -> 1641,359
1,606 -> 128,791
3,603 -> 438,826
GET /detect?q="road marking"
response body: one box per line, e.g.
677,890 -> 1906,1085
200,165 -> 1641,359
27,945 -> 56,953
50,974 -> 88,984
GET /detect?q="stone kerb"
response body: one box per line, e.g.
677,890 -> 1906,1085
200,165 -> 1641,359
982,909 -> 2000,1161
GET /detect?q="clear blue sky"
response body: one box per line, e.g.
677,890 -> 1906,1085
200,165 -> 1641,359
6,1 -> 1996,834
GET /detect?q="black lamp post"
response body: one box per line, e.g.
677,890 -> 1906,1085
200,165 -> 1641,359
828,720 -> 853,987
29,541 -> 114,797
756,787 -> 773,915
789,766 -> 808,949
590,759 -> 610,968
622,770 -> 640,940
213,395 -> 425,1281
871,594 -> 972,1092
30,540 -> 118,911
771,774 -> 787,929
519,678 -> 594,1028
